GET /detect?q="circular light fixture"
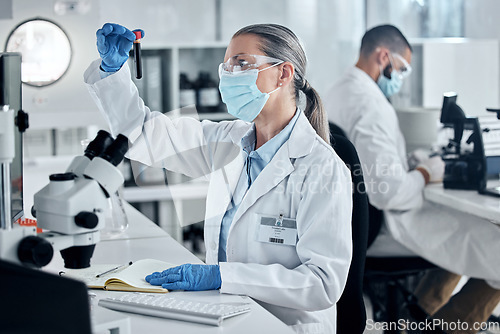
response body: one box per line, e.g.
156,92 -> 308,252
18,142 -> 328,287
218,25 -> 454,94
5,18 -> 72,87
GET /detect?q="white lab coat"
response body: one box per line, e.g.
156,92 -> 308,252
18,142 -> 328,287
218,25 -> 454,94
324,66 -> 500,288
84,59 -> 353,334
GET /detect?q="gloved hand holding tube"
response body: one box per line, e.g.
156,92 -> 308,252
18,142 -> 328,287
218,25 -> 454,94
416,156 -> 445,184
145,264 -> 222,291
96,23 -> 144,73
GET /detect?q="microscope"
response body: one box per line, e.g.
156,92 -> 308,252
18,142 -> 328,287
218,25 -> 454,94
31,131 -> 129,269
1,126 -> 129,269
439,92 -> 487,192
0,52 -> 130,269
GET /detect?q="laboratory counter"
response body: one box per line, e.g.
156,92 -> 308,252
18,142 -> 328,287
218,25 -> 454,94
424,182 -> 500,224
43,203 -> 294,334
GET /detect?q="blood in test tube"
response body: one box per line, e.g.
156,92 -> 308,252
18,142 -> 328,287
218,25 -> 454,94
133,31 -> 142,79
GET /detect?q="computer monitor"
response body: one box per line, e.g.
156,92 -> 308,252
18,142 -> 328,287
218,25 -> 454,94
0,259 -> 92,334
0,53 -> 23,222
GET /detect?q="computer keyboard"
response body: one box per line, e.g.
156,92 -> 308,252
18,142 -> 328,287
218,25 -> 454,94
98,293 -> 251,326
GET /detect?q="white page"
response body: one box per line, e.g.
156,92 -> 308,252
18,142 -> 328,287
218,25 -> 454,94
111,259 -> 176,289
61,264 -> 121,287
61,259 -> 175,290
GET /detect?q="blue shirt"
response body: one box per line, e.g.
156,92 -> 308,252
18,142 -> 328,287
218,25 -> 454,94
218,110 -> 300,262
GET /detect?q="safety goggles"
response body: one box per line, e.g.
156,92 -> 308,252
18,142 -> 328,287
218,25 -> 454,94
391,53 -> 412,79
218,54 -> 284,77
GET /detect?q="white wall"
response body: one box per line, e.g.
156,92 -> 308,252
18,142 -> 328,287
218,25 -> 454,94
464,0 -> 500,109
421,39 -> 499,116
98,0 -> 217,47
1,0 -> 365,132
464,0 -> 500,39
0,0 -> 220,130
221,0 -> 365,97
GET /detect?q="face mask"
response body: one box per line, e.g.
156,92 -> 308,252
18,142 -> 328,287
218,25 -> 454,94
377,65 -> 403,98
218,68 -> 280,122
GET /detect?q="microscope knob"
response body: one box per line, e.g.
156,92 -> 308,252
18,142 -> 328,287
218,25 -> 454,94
15,109 -> 29,133
74,211 -> 99,229
17,236 -> 54,268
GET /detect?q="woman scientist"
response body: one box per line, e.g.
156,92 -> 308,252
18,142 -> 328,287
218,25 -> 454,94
85,23 -> 352,334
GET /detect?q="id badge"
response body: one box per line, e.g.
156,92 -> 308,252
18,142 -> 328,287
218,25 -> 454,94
257,214 -> 297,246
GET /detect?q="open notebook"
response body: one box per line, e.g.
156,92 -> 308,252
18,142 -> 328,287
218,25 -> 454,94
60,259 -> 175,293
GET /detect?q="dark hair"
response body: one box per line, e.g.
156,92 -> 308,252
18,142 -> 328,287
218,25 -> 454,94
233,24 -> 330,144
360,24 -> 412,57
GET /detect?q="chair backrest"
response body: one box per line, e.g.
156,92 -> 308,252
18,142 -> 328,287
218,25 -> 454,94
329,122 -> 384,248
0,259 -> 92,334
330,129 -> 369,334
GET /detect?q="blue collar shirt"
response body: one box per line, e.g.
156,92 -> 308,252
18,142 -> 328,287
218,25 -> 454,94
218,109 -> 300,262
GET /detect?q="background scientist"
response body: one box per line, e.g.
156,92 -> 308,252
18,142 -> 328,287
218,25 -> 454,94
325,24 -> 500,334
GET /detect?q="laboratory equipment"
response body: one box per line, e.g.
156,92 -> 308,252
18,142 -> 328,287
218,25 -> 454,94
395,107 -> 440,153
439,92 -> 487,192
482,107 -> 500,197
0,53 -> 38,267
179,73 -> 196,107
1,95 -> 129,269
133,30 -> 142,79
195,72 -> 220,113
0,53 -> 26,224
98,293 -> 251,326
32,132 -> 129,268
487,108 -> 500,120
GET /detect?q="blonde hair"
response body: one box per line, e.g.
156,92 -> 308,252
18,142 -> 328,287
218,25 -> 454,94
234,24 -> 330,144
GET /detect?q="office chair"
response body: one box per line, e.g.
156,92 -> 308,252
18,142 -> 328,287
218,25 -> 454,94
330,132 -> 369,334
329,123 -> 383,246
0,259 -> 93,334
329,122 -> 436,334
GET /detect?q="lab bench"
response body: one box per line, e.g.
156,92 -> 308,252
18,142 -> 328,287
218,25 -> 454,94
424,182 -> 500,224
43,203 -> 293,334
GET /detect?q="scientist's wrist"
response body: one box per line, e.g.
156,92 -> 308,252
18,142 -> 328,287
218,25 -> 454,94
416,166 -> 430,184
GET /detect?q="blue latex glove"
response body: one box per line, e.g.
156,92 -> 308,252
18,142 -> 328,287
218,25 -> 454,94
96,23 -> 145,72
145,264 -> 222,291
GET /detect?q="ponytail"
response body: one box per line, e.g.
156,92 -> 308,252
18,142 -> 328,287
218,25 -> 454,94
301,80 -> 330,144
233,24 -> 330,144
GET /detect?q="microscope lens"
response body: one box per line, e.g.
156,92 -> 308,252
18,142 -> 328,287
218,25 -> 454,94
100,134 -> 129,167
85,130 -> 113,160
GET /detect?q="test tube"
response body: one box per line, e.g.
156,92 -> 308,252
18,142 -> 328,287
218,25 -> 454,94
133,31 -> 142,79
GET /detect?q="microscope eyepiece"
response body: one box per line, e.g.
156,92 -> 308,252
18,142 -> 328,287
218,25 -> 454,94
84,130 -> 114,160
99,134 -> 129,167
